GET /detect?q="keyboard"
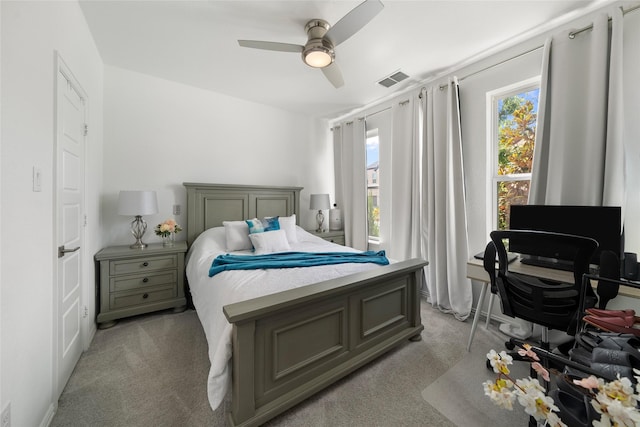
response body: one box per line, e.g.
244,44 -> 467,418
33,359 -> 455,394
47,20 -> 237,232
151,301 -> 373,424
519,257 -> 600,275
519,257 -> 573,271
474,251 -> 518,263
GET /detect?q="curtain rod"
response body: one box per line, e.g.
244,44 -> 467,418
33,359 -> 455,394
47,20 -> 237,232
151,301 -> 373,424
569,3 -> 640,38
438,44 -> 543,90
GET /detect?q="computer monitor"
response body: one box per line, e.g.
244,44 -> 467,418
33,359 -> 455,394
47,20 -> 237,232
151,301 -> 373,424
509,205 -> 622,267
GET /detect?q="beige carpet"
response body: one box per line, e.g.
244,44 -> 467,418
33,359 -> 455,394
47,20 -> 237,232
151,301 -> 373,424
51,300 -> 528,426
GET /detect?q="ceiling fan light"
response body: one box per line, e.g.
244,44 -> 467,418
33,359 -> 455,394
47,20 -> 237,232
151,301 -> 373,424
303,45 -> 334,68
304,51 -> 332,68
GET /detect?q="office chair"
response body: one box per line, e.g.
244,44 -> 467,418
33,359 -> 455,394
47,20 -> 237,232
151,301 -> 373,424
485,230 -> 598,355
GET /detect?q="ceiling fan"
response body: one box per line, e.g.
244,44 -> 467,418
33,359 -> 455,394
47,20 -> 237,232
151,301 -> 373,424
238,0 -> 384,88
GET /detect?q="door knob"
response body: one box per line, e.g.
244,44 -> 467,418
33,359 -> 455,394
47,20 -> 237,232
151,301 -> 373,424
58,245 -> 80,258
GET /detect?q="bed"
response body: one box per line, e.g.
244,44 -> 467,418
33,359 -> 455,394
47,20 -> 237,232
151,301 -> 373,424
184,182 -> 427,427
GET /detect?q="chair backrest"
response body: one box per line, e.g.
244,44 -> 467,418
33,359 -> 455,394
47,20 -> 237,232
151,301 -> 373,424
483,241 -> 497,294
487,230 -> 598,331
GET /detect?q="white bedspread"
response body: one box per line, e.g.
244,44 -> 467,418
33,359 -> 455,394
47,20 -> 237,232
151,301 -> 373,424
185,226 -> 381,411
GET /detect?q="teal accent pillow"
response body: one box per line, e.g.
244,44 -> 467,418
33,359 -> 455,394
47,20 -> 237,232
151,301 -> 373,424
246,217 -> 280,234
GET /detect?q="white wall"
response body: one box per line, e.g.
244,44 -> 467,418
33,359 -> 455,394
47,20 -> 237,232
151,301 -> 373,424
102,66 -> 332,246
0,2 -> 104,426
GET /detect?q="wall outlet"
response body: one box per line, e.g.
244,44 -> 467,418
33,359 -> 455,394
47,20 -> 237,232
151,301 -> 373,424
173,204 -> 181,215
2,401 -> 11,427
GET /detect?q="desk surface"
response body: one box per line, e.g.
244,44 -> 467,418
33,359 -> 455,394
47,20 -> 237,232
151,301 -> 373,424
467,257 -> 640,299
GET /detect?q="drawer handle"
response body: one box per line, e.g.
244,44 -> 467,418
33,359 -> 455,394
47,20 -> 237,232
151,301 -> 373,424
142,262 -> 149,267
143,293 -> 149,299
142,277 -> 149,283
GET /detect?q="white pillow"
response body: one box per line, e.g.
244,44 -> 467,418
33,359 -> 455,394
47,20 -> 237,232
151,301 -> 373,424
278,214 -> 298,243
222,220 -> 252,251
248,229 -> 291,255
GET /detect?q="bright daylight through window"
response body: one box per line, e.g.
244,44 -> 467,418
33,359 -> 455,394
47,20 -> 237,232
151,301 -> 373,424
491,82 -> 540,230
366,129 -> 380,239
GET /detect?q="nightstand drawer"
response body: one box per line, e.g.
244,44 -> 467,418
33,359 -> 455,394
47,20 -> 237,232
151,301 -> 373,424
110,285 -> 177,310
109,255 -> 177,275
110,270 -> 177,292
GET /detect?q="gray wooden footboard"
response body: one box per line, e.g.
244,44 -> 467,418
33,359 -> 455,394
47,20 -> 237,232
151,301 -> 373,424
223,258 -> 427,427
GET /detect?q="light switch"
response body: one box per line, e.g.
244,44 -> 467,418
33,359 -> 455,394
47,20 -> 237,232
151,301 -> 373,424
33,167 -> 42,192
173,204 -> 181,215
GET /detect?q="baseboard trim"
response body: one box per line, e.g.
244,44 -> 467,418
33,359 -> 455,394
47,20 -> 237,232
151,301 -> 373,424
471,306 -> 516,328
41,403 -> 55,427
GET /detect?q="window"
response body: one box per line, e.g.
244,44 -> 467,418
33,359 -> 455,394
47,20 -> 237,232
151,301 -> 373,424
366,129 -> 380,239
489,80 -> 540,230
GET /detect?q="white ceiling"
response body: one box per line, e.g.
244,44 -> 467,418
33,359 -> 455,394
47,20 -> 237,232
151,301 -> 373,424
79,0 -> 604,119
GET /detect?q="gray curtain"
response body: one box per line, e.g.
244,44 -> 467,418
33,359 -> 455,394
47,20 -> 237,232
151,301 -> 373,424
333,119 -> 368,250
384,97 -> 422,260
421,78 -> 472,320
530,10 -> 625,209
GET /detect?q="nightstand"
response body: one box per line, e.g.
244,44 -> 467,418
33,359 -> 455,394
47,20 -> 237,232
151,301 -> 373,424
308,230 -> 346,246
95,242 -> 187,329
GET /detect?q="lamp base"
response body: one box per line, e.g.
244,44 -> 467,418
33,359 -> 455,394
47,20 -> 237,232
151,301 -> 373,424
129,241 -> 148,250
130,215 -> 148,250
316,210 -> 325,233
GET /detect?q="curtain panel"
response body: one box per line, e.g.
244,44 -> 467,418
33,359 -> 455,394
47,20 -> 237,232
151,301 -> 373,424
333,120 -> 368,250
385,97 -> 422,261
530,10 -> 625,211
421,79 -> 472,320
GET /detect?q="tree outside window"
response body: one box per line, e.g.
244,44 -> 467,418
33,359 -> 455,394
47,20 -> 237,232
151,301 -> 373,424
492,84 -> 539,230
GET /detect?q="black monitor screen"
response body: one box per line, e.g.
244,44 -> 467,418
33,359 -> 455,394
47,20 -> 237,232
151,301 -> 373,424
509,205 -> 622,265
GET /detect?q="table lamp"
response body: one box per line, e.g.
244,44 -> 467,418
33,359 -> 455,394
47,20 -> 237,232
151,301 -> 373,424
117,190 -> 159,249
310,194 -> 330,232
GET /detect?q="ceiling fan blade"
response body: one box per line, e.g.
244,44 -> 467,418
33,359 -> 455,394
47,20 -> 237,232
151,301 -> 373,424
238,40 -> 304,53
325,0 -> 384,47
322,63 -> 344,88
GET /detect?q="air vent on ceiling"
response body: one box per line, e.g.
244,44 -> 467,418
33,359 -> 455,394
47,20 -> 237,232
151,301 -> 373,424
378,71 -> 409,88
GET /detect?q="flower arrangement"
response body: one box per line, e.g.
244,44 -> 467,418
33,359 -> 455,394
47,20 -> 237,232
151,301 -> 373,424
483,344 -> 640,427
154,218 -> 182,237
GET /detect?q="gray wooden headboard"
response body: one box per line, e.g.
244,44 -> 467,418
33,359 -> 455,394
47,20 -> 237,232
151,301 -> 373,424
183,183 -> 302,245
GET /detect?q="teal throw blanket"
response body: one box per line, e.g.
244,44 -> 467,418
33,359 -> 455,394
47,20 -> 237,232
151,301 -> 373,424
209,251 -> 389,277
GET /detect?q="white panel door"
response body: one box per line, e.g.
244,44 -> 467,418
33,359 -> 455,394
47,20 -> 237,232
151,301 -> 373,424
55,58 -> 86,399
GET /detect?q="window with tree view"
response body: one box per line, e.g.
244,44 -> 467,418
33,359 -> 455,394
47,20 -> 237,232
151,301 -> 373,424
492,83 -> 539,230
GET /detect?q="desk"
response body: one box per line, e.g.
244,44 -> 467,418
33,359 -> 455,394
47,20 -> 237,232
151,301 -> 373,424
465,257 -> 640,351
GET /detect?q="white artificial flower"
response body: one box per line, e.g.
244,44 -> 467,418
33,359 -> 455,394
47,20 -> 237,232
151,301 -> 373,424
545,411 -> 568,427
483,379 -> 515,410
486,349 -> 512,375
483,348 -> 640,427
599,397 -> 640,427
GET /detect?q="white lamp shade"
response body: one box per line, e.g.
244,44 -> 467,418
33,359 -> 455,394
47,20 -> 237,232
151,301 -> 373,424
117,190 -> 159,216
310,194 -> 330,210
